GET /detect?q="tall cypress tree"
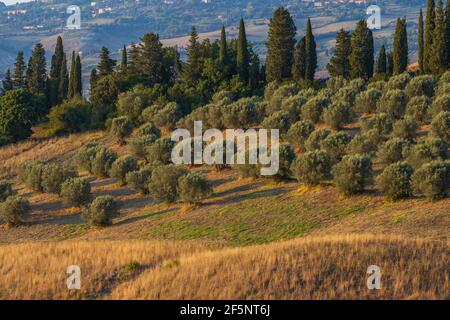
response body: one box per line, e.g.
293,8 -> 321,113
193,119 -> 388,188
265,7 -> 297,83
430,0 -> 447,75
49,36 -> 64,105
13,51 -> 26,89
248,54 -> 260,91
89,68 -> 98,95
74,54 -> 82,96
424,0 -> 436,73
446,0 -> 450,67
305,17 -> 317,81
120,45 -> 128,74
237,18 -> 250,83
184,26 -> 203,84
393,17 -> 409,75
376,44 -> 387,74
58,53 -> 68,102
327,29 -> 351,79
97,46 -> 116,77
2,69 -> 13,92
386,51 -> 394,76
349,20 -> 374,79
418,9 -> 425,73
27,43 -> 47,95
137,32 -> 164,86
219,26 -> 228,65
68,51 -> 76,99
127,43 -> 140,76
292,37 -> 306,81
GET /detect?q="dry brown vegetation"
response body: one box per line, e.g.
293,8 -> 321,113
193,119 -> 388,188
0,235 -> 447,300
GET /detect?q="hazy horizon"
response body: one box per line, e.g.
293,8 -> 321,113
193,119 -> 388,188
2,0 -> 35,6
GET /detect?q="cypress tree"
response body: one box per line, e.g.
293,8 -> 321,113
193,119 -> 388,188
446,0 -> 450,66
424,0 -> 436,73
97,46 -> 116,77
305,18 -> 317,81
127,43 -> 140,76
68,51 -> 76,99
138,32 -> 163,86
219,26 -> 228,65
237,18 -> 250,83
58,54 -> 68,102
27,43 -> 47,95
349,20 -> 374,79
327,29 -> 351,79
120,45 -> 128,73
430,0 -> 447,75
2,69 -> 13,92
292,37 -> 306,81
49,36 -> 64,105
12,51 -> 26,89
265,7 -> 297,83
184,26 -> 203,84
249,54 -> 260,91
386,51 -> 394,76
376,44 -> 387,74
74,54 -> 82,97
89,68 -> 98,95
418,9 -> 424,72
393,17 -> 408,75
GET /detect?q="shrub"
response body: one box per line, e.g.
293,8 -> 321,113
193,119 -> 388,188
322,101 -> 353,130
110,116 -> 133,145
148,165 -> 188,203
320,132 -> 352,160
117,85 -> 157,123
387,73 -> 411,90
82,195 -> 118,227
406,96 -> 431,124
405,138 -> 449,169
362,113 -> 394,137
412,161 -> 450,200
0,180 -> 14,202
290,150 -> 334,185
109,155 -> 138,186
346,130 -> 381,156
280,94 -> 307,121
286,120 -> 315,150
301,96 -> 330,123
273,144 -> 296,181
153,102 -> 183,130
0,196 -> 30,227
326,76 -> 347,92
377,138 -> 412,164
391,117 -> 418,141
60,177 -> 91,207
367,80 -> 387,92
377,162 -> 413,201
126,166 -> 152,194
260,110 -> 291,133
267,83 -> 299,114
332,154 -> 373,195
405,75 -> 436,98
335,86 -> 358,106
91,147 -> 118,178
305,129 -> 331,152
222,97 -> 258,128
41,163 -> 77,194
377,90 -> 407,119
18,160 -> 46,192
75,142 -> 99,173
178,173 -> 213,204
233,148 -> 261,179
354,88 -> 382,114
131,134 -> 159,160
145,137 -> 175,166
48,98 -> 91,134
428,94 -> 450,118
430,111 -> 450,144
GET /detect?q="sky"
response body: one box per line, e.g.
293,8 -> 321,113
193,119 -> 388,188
2,0 -> 35,5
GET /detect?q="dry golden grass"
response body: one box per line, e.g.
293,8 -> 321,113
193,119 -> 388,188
108,235 -> 449,300
0,240 -> 208,300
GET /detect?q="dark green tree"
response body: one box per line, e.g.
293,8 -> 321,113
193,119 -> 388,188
120,45 -> 128,74
418,9 -> 424,72
58,54 -> 68,102
89,68 -> 98,95
73,54 -> 82,97
292,37 -> 306,81
97,47 -> 116,77
68,51 -> 76,99
49,36 -> 64,105
349,20 -> 374,79
305,17 -> 317,81
13,51 -> 27,89
236,18 -> 250,83
184,27 -> 203,85
27,43 -> 47,95
446,0 -> 450,66
249,54 -> 261,91
138,32 -> 164,86
376,44 -> 387,74
219,26 -> 228,65
265,7 -> 297,82
430,0 -> 447,75
327,29 -> 351,79
386,51 -> 394,76
424,0 -> 436,73
393,17 -> 409,75
2,69 -> 13,92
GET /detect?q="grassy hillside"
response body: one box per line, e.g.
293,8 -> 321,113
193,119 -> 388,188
0,236 -> 448,299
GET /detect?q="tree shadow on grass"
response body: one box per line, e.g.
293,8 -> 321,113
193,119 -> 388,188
114,208 -> 177,226
211,187 -> 287,206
